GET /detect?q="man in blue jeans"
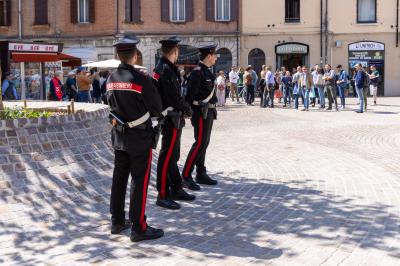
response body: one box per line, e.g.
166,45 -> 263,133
292,66 -> 302,109
336,65 -> 348,109
354,63 -> 365,113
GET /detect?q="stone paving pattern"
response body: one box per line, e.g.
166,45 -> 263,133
1,99 -> 400,265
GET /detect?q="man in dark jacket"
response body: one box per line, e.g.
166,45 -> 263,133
354,63 -> 365,113
107,33 -> 164,242
2,72 -> 18,100
152,36 -> 195,210
182,44 -> 219,191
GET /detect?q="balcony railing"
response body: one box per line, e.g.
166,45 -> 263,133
285,17 -> 300,23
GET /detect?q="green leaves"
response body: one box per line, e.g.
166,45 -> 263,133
0,107 -> 51,120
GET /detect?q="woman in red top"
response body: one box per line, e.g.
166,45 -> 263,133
49,71 -> 64,101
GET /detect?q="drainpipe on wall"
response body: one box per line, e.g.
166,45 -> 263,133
116,0 -> 120,35
397,0 -> 399,47
325,0 -> 328,64
236,1 -> 240,67
18,0 -> 22,39
114,0 -> 120,59
320,0 -> 323,64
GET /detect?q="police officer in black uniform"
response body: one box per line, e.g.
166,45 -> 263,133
152,36 -> 195,210
182,44 -> 219,191
107,33 -> 164,242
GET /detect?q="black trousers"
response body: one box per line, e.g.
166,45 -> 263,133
110,148 -> 152,233
157,119 -> 183,199
182,114 -> 214,179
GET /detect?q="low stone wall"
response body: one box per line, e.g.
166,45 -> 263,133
0,102 -> 114,208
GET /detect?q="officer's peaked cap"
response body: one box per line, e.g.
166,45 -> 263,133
113,33 -> 140,51
199,43 -> 218,55
159,36 -> 181,47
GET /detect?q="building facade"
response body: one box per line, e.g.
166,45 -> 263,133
0,0 -> 239,99
0,0 -> 239,70
1,0 -> 400,97
241,0 -> 400,96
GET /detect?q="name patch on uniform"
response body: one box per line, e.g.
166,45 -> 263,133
152,72 -> 160,81
106,82 -> 143,93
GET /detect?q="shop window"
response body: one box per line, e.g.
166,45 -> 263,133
285,0 -> 300,23
34,0 -> 48,25
170,0 -> 185,22
357,0 -> 377,23
0,0 -> 11,26
215,0 -> 230,21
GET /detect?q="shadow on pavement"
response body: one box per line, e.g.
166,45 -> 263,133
1,155 -> 400,264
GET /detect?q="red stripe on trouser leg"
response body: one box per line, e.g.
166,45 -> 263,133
140,149 -> 152,232
160,128 -> 178,198
183,118 -> 203,178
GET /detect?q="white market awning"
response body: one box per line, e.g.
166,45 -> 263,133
62,47 -> 98,64
83,59 -> 145,70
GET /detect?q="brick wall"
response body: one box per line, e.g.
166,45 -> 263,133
0,0 -> 237,40
0,104 -> 113,186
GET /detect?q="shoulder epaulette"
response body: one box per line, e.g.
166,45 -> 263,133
193,66 -> 201,71
133,67 -> 149,78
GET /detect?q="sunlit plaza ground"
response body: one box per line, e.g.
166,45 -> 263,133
1,97 -> 400,265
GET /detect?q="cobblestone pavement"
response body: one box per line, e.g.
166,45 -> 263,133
1,98 -> 400,265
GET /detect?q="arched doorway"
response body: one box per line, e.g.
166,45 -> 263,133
248,48 -> 265,75
215,48 -> 232,74
155,44 -> 199,72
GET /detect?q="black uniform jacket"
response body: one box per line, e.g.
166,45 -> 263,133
152,57 -> 192,116
106,63 -> 162,152
185,62 -> 218,120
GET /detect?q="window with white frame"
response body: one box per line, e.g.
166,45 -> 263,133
357,0 -> 377,23
78,0 -> 89,23
216,0 -> 230,21
171,0 -> 185,22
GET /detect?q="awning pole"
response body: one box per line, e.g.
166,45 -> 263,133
20,62 -> 26,100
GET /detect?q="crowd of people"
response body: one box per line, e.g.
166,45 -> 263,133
45,67 -> 111,104
212,63 -> 381,113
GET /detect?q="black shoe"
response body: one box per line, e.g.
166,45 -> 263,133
111,219 -> 132,234
183,178 -> 201,191
326,107 -> 332,110
171,188 -> 196,201
156,197 -> 181,210
355,110 -> 364,113
196,173 -> 218,186
130,226 -> 164,242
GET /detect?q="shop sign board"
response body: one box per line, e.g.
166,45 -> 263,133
349,50 -> 384,61
348,41 -> 385,51
276,43 -> 309,54
8,43 -> 59,53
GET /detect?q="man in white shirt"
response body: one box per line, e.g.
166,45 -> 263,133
229,66 -> 240,103
263,66 -> 275,108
